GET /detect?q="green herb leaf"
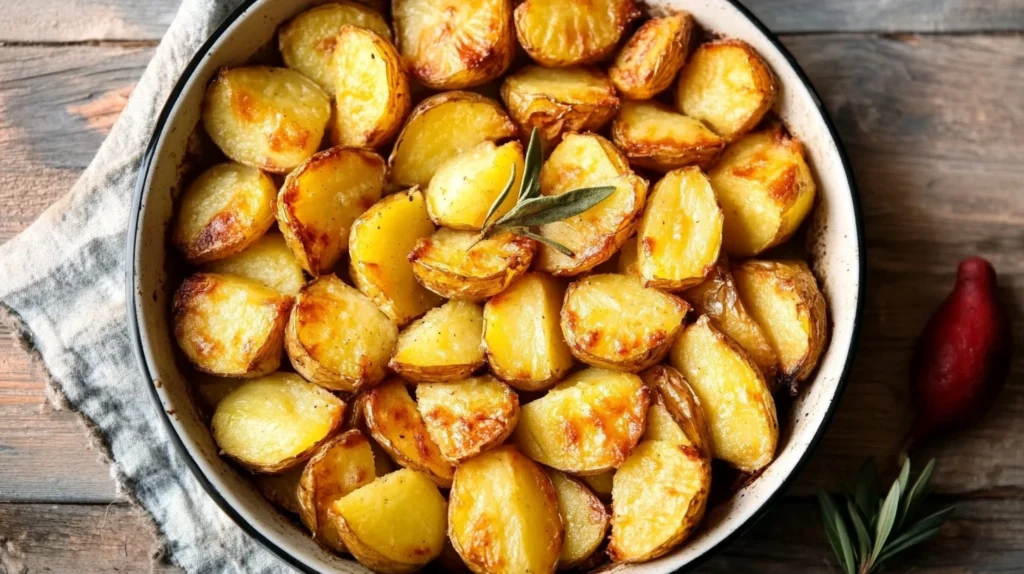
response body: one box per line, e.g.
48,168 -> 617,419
846,498 -> 871,563
869,474 -> 902,564
893,457 -> 912,529
818,492 -> 856,574
496,186 -> 615,229
519,128 -> 543,201
901,458 -> 936,528
854,459 -> 881,521
876,526 -> 943,565
515,229 -> 574,257
480,163 -> 517,237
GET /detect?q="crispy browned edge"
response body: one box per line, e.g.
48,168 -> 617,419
513,0 -> 641,67
408,233 -> 536,301
608,12 -> 694,100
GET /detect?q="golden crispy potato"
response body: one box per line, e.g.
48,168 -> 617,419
364,379 -> 456,486
561,274 -> 688,372
285,275 -> 397,391
546,469 -> 609,570
202,67 -> 330,173
640,365 -> 712,457
329,469 -> 447,573
278,2 -> 392,93
393,0 -> 515,90
676,40 -> 777,141
389,300 -> 485,383
536,133 -> 648,275
670,316 -> 777,472
173,273 -> 292,377
514,0 -> 640,67
204,230 -> 306,296
637,167 -> 723,290
389,92 -> 518,189
683,260 -> 778,384
732,260 -> 828,391
416,375 -> 519,462
482,272 -> 575,390
609,12 -> 693,100
709,127 -> 817,257
500,66 -> 619,144
277,147 -> 386,275
342,392 -> 398,477
448,447 -> 562,574
611,101 -> 725,172
297,430 -> 376,553
410,229 -> 535,301
425,141 -> 523,230
349,187 -> 444,326
608,440 -> 710,562
172,163 -> 277,265
513,368 -> 649,474
580,470 -> 614,502
211,373 -> 344,473
254,466 -> 303,515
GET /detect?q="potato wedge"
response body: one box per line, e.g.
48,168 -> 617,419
676,40 -> 777,141
670,316 -> 777,472
393,0 -> 515,89
611,101 -> 725,172
732,259 -> 828,391
202,66 -> 330,173
448,447 -> 562,574
278,1 -> 392,93
204,230 -> 305,296
329,468 -> 447,573
349,187 -> 444,326
709,127 -> 817,257
513,368 -> 649,474
514,0 -> 640,67
254,466 -> 303,515
500,66 -> 619,144
580,470 -> 614,502
425,141 -> 523,230
297,430 -> 377,553
546,469 -> 609,570
342,392 -> 397,477
211,373 -> 345,473
415,375 -> 519,462
637,167 -> 723,290
171,163 -> 277,264
536,133 -> 648,276
276,146 -> 385,276
364,378 -> 456,486
173,273 -> 293,377
482,272 -> 575,390
640,365 -> 711,457
389,92 -> 518,189
410,229 -> 535,301
389,300 -> 486,383
561,274 -> 689,372
285,274 -> 397,391
609,12 -> 693,100
608,440 -> 710,562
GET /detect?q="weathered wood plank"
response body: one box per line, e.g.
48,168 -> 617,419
0,0 -> 177,43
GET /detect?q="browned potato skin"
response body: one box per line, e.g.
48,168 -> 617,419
415,376 -> 520,463
609,12 -> 693,100
500,66 -> 620,144
641,365 -> 712,458
254,467 -> 302,514
409,230 -> 535,301
513,0 -> 641,67
610,101 -> 725,172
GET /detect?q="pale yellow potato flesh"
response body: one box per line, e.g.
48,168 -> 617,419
409,229 -> 535,302
425,140 -> 523,230
500,65 -> 620,144
389,300 -> 486,383
415,375 -> 520,462
609,12 -> 693,100
546,469 -> 609,570
640,365 -> 712,458
514,0 -> 640,67
611,100 -> 725,173
617,236 -> 640,277
204,230 -> 306,296
580,470 -> 614,502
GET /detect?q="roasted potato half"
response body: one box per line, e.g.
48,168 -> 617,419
173,273 -> 292,377
285,274 -> 396,391
609,12 -> 693,100
297,430 -> 377,553
349,187 -> 444,326
364,379 -> 456,486
732,259 -> 828,391
328,469 -> 448,573
514,368 -> 649,474
536,133 -> 648,276
342,392 -> 398,478
641,365 -> 712,457
254,466 -> 303,515
410,229 -> 535,301
500,66 -> 619,144
483,272 -> 575,390
389,300 -> 486,383
611,101 -> 725,172
561,274 -> 689,371
448,447 -> 563,574
277,146 -> 386,275
172,163 -> 277,265
709,127 -> 817,257
637,167 -> 724,290
416,375 -> 520,463
202,67 -> 331,173
211,373 -> 345,473
278,1 -> 392,93
389,92 -> 518,189
514,0 -> 640,67
425,140 -> 523,230
670,316 -> 778,472
393,0 -> 515,90
546,469 -> 610,570
204,230 -> 305,296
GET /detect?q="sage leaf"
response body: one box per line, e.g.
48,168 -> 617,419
846,499 -> 871,562
876,526 -> 943,565
480,163 -> 517,236
819,492 -> 855,574
520,127 -> 543,201
901,458 -> 936,528
870,478 -> 902,563
496,186 -> 615,228
516,229 -> 574,257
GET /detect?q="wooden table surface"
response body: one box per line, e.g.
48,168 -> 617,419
1,1 -> 1023,572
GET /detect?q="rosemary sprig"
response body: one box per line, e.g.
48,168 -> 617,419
818,458 -> 954,574
477,128 -> 615,257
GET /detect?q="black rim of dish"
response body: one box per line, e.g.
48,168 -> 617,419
125,0 -> 866,571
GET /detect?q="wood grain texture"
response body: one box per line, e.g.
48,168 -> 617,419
0,0 -> 176,43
